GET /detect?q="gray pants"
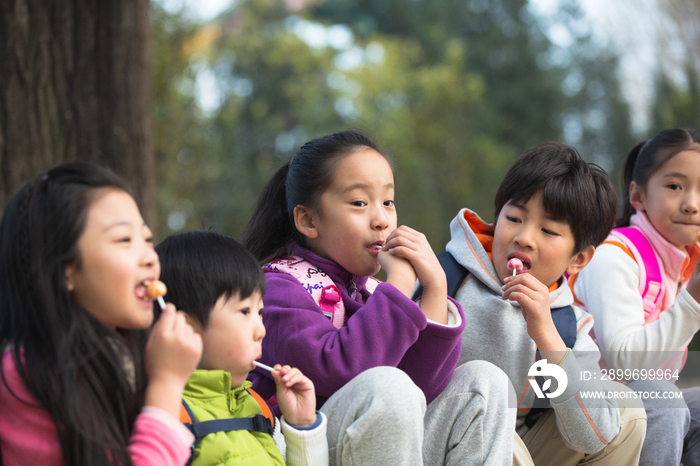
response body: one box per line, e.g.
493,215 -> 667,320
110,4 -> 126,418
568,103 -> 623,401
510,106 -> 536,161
319,361 -> 515,465
627,379 -> 689,466
682,386 -> 700,466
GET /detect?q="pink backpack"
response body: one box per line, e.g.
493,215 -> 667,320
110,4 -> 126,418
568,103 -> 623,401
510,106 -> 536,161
606,227 -> 664,323
582,226 -> 687,371
264,256 -> 380,329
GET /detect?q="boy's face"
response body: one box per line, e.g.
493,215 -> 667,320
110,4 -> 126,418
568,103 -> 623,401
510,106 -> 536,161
492,190 -> 581,288
191,291 -> 265,388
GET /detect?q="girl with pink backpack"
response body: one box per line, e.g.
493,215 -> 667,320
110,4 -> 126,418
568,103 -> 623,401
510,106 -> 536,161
241,130 -> 516,465
571,128 -> 700,465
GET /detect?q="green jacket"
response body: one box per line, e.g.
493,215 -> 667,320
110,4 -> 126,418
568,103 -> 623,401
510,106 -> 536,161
183,370 -> 285,466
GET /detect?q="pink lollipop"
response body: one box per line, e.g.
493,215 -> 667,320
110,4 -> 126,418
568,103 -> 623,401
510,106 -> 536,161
507,258 -> 523,276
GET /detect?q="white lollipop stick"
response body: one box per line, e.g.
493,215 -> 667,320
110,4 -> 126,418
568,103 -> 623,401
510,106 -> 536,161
145,280 -> 168,311
253,361 -> 279,373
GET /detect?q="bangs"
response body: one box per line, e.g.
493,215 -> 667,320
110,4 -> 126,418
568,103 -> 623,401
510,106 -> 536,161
156,231 -> 266,326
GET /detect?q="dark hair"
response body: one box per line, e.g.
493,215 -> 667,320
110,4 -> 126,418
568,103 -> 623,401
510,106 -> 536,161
618,128 -> 700,227
494,142 -> 618,254
155,231 -> 266,326
241,130 -> 392,263
0,162 -> 147,466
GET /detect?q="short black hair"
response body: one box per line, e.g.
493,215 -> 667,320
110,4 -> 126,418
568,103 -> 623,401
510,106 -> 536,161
155,231 -> 266,327
494,142 -> 618,254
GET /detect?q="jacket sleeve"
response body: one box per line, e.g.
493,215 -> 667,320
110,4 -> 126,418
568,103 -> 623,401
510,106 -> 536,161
548,309 -> 620,453
0,352 -> 193,466
257,272 -> 464,403
128,406 -> 194,466
280,412 -> 329,466
574,243 -> 700,369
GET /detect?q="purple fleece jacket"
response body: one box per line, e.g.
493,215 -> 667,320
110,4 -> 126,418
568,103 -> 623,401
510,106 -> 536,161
248,245 -> 465,406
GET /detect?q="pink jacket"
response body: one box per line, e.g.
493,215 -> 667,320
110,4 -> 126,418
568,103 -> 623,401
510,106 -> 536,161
0,351 -> 193,465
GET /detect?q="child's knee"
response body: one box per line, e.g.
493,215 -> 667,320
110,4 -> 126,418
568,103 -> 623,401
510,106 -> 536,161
450,360 -> 514,402
608,385 -> 647,454
353,366 -> 426,414
610,409 -> 647,457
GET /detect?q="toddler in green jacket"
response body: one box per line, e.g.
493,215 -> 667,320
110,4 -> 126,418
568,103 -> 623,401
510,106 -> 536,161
155,231 -> 328,466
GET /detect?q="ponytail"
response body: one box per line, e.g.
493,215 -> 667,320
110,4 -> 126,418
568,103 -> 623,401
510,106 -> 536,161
616,128 -> 700,228
241,130 -> 392,264
240,162 -> 300,263
617,141 -> 646,227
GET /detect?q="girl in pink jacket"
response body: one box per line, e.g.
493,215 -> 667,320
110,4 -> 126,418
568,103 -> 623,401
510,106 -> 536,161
0,163 -> 202,465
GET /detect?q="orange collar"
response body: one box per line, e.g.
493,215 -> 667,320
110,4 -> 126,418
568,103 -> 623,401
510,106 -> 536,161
682,243 -> 700,283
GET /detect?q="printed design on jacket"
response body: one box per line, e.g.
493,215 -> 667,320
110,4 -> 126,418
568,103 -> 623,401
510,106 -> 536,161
264,256 -> 346,329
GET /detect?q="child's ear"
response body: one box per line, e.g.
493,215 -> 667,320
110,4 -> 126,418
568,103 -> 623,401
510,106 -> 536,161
629,181 -> 646,212
64,264 -> 76,292
184,313 -> 204,334
293,205 -> 319,239
566,245 -> 596,276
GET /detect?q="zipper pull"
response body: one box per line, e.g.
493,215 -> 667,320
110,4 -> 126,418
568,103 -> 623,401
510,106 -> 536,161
348,280 -> 357,299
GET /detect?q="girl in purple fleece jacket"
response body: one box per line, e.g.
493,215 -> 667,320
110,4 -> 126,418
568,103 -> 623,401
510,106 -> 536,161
241,131 -> 516,466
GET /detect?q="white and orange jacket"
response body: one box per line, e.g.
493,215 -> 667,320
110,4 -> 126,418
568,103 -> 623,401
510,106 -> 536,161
572,211 -> 700,372
447,208 -> 620,453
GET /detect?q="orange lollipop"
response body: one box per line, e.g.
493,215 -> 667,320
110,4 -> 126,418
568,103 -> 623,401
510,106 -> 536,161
146,280 -> 167,310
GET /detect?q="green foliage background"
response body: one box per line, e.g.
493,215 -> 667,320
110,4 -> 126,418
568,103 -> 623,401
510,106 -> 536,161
151,0 -> 698,251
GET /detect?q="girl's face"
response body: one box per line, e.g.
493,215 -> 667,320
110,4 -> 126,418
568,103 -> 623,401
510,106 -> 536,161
298,148 -> 397,277
631,149 -> 700,248
65,189 -> 160,329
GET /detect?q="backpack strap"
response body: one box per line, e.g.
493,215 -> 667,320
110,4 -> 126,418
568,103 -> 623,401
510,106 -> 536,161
265,256 -> 346,329
247,388 -> 275,430
413,251 -> 469,299
180,396 -> 276,463
608,227 -> 664,320
525,304 -> 577,427
551,305 -> 577,349
365,276 -> 381,294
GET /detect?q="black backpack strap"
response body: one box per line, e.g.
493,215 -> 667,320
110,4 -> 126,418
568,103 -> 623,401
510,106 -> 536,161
180,397 -> 275,465
181,400 -> 197,466
525,305 -> 578,427
413,251 -> 469,300
191,415 -> 274,437
551,305 -> 577,349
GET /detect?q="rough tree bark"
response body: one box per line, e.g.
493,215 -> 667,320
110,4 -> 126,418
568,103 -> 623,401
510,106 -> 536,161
0,0 -> 155,226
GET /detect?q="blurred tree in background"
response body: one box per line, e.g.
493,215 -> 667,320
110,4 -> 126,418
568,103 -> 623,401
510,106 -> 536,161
0,0 -> 155,223
152,0 -> 636,250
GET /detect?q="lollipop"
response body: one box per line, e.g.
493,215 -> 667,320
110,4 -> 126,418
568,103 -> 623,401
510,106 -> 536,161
253,361 -> 279,374
507,258 -> 524,277
145,280 -> 167,310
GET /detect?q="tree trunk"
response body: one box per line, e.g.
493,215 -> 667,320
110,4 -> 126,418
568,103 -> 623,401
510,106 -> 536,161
0,0 -> 155,227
